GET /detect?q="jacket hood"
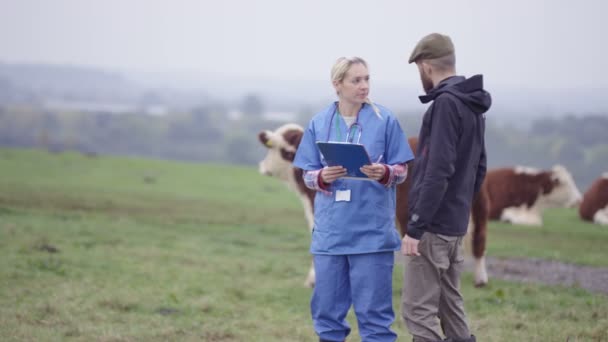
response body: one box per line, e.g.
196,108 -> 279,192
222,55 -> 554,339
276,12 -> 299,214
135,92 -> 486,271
419,74 -> 492,115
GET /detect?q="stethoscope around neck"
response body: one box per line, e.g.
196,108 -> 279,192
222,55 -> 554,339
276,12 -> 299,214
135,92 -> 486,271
326,102 -> 363,144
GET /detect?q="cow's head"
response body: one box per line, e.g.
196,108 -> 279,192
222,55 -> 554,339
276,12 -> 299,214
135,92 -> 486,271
543,165 -> 583,208
258,123 -> 304,181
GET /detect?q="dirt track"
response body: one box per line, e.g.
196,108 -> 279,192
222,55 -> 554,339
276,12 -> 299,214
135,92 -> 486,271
396,253 -> 608,295
468,256 -> 608,295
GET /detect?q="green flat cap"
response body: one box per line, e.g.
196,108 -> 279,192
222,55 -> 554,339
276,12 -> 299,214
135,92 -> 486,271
408,33 -> 454,64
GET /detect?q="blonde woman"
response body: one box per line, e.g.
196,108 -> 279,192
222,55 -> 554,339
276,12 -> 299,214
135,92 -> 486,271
293,57 -> 414,342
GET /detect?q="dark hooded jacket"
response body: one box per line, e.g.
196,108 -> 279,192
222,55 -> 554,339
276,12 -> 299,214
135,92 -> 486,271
406,75 -> 492,239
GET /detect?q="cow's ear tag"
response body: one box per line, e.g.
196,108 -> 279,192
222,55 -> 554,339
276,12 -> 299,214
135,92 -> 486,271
265,140 -> 273,147
335,190 -> 351,202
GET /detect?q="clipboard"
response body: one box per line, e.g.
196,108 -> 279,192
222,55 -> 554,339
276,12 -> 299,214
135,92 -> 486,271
316,141 -> 373,180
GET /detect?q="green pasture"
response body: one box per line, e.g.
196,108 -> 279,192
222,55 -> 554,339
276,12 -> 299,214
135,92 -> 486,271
0,148 -> 606,341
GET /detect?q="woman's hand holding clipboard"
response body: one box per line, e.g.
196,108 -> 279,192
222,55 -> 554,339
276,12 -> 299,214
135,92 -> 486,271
360,154 -> 386,180
320,166 -> 348,183
316,142 -> 382,181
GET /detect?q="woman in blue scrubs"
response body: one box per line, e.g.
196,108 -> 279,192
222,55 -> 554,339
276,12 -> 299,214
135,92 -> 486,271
293,56 -> 414,342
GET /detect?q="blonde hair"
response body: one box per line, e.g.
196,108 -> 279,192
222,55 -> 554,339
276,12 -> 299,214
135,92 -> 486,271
331,56 -> 382,119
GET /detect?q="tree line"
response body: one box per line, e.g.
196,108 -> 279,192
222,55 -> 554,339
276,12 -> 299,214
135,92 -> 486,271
0,105 -> 606,191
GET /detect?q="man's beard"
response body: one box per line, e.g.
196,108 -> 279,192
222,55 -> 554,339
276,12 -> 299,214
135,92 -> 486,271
421,72 -> 434,94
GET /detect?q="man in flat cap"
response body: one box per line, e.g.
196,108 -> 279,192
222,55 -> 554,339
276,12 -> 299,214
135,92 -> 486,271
400,33 -> 491,342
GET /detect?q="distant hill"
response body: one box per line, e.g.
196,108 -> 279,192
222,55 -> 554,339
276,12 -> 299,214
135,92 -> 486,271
1,61 -> 607,120
128,68 -> 608,118
0,62 -> 139,102
0,62 -> 208,111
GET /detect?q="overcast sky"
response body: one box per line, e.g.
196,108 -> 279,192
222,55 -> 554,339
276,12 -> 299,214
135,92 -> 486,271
1,0 -> 607,90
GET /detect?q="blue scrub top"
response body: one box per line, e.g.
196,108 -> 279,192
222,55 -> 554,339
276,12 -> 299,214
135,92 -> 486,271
293,102 -> 414,255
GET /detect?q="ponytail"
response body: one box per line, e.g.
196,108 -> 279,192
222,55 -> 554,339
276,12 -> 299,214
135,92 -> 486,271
365,98 -> 382,119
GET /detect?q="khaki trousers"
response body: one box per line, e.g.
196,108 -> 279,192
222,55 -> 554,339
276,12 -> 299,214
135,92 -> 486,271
401,232 -> 471,342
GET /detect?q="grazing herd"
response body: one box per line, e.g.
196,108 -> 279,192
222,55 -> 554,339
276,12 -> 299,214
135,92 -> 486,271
258,123 -> 607,288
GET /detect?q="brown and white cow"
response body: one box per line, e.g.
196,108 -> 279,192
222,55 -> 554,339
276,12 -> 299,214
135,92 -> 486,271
484,165 -> 582,226
579,173 -> 608,225
258,124 -> 317,287
258,123 -> 491,287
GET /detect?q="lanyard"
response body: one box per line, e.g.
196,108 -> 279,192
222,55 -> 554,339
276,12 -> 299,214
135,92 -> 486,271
327,102 -> 362,143
335,112 -> 342,141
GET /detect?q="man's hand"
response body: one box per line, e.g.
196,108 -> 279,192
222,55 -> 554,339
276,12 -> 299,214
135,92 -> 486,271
401,234 -> 421,256
360,163 -> 386,181
321,166 -> 347,183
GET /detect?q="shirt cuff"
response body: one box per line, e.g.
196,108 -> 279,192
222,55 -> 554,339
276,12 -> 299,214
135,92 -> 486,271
378,164 -> 390,185
406,226 -> 425,240
317,171 -> 329,191
303,169 -> 332,195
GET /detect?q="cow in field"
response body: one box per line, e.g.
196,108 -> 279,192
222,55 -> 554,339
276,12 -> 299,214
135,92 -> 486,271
484,166 -> 582,226
258,124 -> 317,287
579,173 -> 608,225
258,123 -> 491,287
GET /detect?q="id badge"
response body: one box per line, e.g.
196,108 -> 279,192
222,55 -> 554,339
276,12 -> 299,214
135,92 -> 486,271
335,189 -> 351,202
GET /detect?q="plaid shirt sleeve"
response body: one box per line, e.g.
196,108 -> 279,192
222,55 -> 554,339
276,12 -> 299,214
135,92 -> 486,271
378,163 -> 408,188
303,169 -> 332,195
303,164 -> 408,192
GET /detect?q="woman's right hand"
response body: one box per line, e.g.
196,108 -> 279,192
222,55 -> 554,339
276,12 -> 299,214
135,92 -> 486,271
321,166 -> 347,183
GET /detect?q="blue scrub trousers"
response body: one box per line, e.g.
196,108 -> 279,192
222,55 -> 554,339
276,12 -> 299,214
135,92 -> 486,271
311,252 -> 397,342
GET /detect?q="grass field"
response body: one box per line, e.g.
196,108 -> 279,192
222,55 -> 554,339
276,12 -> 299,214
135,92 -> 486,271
1,148 -> 607,341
